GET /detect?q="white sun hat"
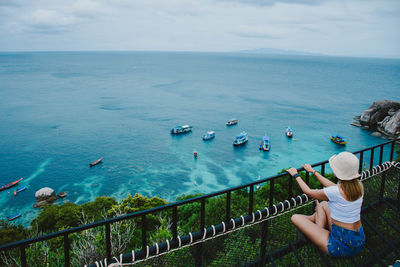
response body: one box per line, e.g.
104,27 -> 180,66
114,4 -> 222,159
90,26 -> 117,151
329,152 -> 360,181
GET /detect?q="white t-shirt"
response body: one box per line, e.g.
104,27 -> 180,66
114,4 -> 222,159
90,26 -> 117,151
323,185 -> 363,223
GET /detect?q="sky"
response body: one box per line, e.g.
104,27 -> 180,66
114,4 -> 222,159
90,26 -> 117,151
0,0 -> 399,58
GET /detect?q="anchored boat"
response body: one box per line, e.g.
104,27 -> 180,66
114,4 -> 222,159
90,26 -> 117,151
259,136 -> 270,151
226,118 -> 238,126
331,135 -> 347,145
90,157 -> 103,167
203,131 -> 215,140
171,125 -> 192,134
14,186 -> 27,196
0,178 -> 23,192
285,127 -> 293,138
233,132 -> 248,146
7,213 -> 21,221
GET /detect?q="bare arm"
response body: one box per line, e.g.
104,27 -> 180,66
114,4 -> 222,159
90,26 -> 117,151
302,164 -> 335,187
287,167 -> 329,201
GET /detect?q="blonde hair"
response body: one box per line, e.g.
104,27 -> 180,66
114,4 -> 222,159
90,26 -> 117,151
340,179 -> 363,201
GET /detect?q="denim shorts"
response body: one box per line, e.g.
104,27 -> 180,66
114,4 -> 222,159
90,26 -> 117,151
327,223 -> 365,257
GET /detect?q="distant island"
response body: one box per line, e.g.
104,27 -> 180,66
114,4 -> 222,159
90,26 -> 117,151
236,48 -> 323,56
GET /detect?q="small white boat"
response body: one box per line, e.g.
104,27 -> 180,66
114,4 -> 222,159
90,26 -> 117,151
233,132 -> 248,146
259,136 -> 270,151
203,131 -> 215,140
171,125 -> 192,134
226,118 -> 238,126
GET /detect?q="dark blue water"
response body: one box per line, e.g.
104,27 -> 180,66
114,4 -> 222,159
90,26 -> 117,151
1,51 -> 399,225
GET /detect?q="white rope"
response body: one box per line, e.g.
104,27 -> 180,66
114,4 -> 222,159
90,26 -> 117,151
132,250 -> 135,262
241,215 -> 245,226
202,228 -> 207,240
291,197 -> 296,208
264,207 -> 269,217
155,243 -> 159,255
231,218 -> 236,229
278,201 -> 284,212
257,210 -> 262,220
285,199 -> 291,210
177,236 -> 182,247
272,204 -> 278,215
95,262 -> 99,267
211,225 -> 216,236
189,232 -> 193,243
166,240 -> 170,251
221,222 -> 226,233
145,246 -> 149,258
251,212 -> 255,223
298,195 -> 303,205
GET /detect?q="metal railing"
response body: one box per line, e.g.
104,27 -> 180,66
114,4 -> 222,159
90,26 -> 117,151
0,139 -> 398,266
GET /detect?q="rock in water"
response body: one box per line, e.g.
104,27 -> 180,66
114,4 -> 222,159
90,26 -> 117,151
34,187 -> 57,208
358,100 -> 400,138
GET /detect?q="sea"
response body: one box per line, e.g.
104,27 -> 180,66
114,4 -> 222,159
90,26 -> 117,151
0,51 -> 399,226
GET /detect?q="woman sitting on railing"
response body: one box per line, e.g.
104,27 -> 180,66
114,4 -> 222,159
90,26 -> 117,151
287,152 -> 365,257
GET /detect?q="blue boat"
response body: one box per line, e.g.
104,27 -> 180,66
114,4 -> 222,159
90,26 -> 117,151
7,213 -> 21,221
14,186 -> 27,196
203,131 -> 215,140
259,136 -> 270,151
285,127 -> 293,138
233,132 -> 248,146
331,135 -> 347,145
171,124 -> 192,134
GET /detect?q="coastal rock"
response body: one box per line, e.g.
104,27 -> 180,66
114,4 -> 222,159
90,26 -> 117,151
357,100 -> 400,138
359,100 -> 400,127
34,187 -> 57,208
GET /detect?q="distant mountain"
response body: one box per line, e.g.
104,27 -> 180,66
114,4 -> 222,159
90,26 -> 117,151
237,48 -> 323,56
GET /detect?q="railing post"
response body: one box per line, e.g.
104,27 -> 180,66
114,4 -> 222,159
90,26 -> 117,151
288,174 -> 293,199
359,151 -> 364,173
20,245 -> 27,267
321,164 -> 325,176
249,185 -> 254,215
269,180 -> 274,208
106,223 -> 112,262
305,171 -> 309,185
390,141 -> 395,162
172,206 -> 178,240
64,233 -> 70,267
260,220 -> 269,265
226,191 -> 231,222
370,148 -> 375,172
379,172 -> 386,200
379,145 -> 384,165
195,199 -> 206,267
141,215 -> 146,251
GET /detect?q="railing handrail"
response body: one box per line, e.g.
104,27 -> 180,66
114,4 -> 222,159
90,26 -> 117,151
0,138 -> 398,253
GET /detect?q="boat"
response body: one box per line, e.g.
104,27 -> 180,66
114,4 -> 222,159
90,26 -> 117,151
194,150 -> 198,159
203,131 -> 215,140
171,125 -> 192,134
14,186 -> 27,196
226,118 -> 238,126
233,132 -> 248,146
259,136 -> 270,151
0,178 -> 23,192
331,135 -> 347,145
285,127 -> 293,138
90,157 -> 103,167
7,213 -> 21,221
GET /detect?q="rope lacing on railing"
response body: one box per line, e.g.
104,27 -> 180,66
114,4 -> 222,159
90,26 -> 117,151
88,161 -> 399,267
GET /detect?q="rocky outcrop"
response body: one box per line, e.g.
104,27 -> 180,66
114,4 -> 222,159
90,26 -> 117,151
354,100 -> 400,138
34,187 -> 58,208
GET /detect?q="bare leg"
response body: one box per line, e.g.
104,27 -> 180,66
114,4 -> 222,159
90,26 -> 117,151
291,201 -> 331,255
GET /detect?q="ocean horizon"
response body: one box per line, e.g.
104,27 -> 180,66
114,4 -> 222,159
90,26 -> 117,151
0,51 -> 399,226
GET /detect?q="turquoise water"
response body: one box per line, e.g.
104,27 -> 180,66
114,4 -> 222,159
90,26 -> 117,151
0,51 -> 399,226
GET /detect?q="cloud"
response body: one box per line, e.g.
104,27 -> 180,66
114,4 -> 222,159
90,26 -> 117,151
216,0 -> 321,6
23,9 -> 81,33
231,26 -> 281,39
